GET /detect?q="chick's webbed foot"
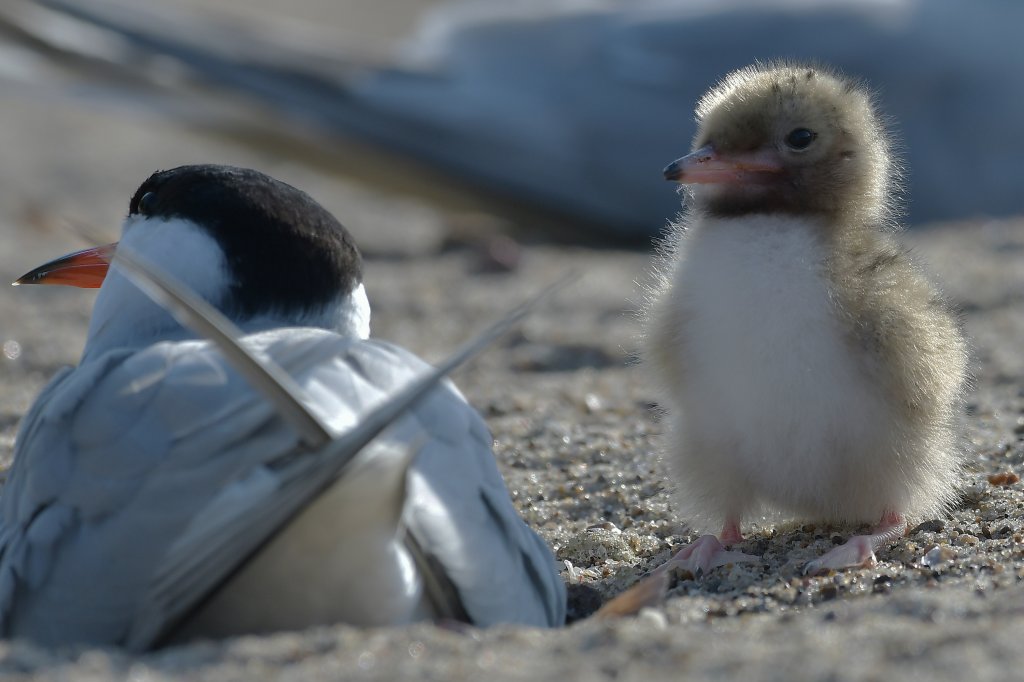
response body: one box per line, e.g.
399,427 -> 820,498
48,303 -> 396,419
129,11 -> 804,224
593,526 -> 758,619
804,511 -> 907,575
660,534 -> 759,579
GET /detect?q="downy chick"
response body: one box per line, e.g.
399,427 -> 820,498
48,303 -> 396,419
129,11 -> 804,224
643,63 -> 967,576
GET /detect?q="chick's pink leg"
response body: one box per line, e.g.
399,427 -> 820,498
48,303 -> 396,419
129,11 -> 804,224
719,518 -> 744,545
658,517 -> 759,578
804,511 -> 907,575
594,517 -> 759,618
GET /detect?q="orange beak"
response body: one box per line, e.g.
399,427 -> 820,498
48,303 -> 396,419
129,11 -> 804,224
663,145 -> 784,184
12,243 -> 117,288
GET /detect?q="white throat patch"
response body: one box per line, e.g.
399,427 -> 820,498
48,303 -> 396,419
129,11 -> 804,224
83,216 -> 230,360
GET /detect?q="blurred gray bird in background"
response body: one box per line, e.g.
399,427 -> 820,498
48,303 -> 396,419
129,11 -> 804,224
1,164 -> 566,650
7,0 -> 1024,238
642,63 -> 967,580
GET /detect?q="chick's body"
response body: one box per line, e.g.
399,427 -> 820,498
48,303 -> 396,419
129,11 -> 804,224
644,63 -> 967,571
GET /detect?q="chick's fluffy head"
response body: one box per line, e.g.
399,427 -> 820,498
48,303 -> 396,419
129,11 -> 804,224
691,62 -> 898,224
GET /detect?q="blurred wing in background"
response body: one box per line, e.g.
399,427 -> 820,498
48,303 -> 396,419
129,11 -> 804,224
4,0 -> 1023,237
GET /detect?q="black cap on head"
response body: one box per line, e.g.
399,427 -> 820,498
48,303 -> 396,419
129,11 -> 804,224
128,165 -> 362,320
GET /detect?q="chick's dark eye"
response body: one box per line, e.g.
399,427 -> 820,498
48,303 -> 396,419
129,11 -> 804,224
785,128 -> 816,150
138,191 -> 157,215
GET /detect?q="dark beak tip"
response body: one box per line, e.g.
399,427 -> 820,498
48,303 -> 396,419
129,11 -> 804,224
663,162 -> 683,182
12,270 -> 39,286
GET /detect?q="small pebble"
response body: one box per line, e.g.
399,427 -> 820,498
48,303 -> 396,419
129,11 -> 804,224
637,608 -> 668,630
955,534 -> 979,546
913,519 -> 946,534
872,575 -> 893,594
921,545 -> 955,567
987,471 -> 1020,486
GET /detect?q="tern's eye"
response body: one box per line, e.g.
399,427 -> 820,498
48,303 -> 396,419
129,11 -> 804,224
785,128 -> 817,151
138,191 -> 158,215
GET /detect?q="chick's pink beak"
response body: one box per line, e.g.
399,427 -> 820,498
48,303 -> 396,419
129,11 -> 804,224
12,243 -> 117,288
663,145 -> 784,184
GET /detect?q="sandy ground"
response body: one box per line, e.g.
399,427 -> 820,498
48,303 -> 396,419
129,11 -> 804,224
3,6 -> 1024,681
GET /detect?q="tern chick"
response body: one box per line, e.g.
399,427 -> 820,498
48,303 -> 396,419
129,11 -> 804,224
643,63 -> 967,577
1,165 -> 566,648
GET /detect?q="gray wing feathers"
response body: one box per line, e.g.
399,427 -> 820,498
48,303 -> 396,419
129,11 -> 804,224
125,462 -> 310,649
365,344 -> 567,627
404,429 -> 566,627
0,336 -> 315,642
124,329 -> 537,647
0,317 -> 565,644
